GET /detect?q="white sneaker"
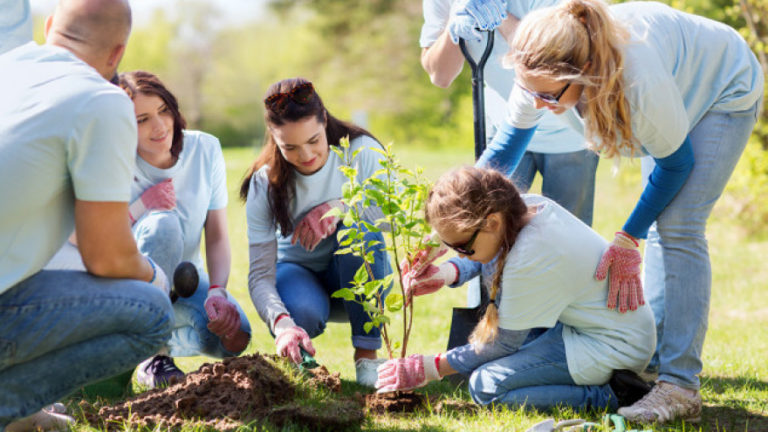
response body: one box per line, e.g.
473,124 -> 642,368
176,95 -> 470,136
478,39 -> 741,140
618,381 -> 702,424
355,358 -> 387,388
6,409 -> 74,432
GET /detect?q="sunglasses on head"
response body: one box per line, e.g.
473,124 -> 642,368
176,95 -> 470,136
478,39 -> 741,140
442,226 -> 482,256
264,82 -> 314,114
518,81 -> 572,105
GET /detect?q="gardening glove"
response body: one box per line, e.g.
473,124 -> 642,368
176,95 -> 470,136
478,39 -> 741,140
146,256 -> 170,296
205,287 -> 241,339
291,199 -> 345,252
129,179 -> 175,224
274,315 -> 316,364
402,237 -> 448,276
403,262 -> 458,304
595,231 -> 645,313
447,11 -> 483,44
375,354 -> 441,393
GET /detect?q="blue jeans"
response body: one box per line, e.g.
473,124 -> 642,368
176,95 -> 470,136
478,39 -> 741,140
447,324 -> 619,411
641,101 -> 760,390
275,225 -> 392,350
134,211 -> 251,358
0,270 -> 173,427
512,149 -> 599,226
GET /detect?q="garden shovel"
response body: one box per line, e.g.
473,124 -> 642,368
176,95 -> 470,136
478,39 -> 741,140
446,31 -> 495,352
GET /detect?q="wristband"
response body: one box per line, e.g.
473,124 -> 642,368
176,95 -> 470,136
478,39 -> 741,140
615,231 -> 639,247
434,353 -> 442,376
209,284 -> 223,291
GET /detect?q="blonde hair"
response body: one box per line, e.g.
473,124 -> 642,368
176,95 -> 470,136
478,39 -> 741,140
508,0 -> 635,158
425,167 -> 529,348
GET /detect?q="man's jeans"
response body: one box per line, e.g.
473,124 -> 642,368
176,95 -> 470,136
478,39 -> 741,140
134,211 -> 251,358
447,324 -> 619,411
0,270 -> 173,428
641,101 -> 760,390
275,225 -> 392,350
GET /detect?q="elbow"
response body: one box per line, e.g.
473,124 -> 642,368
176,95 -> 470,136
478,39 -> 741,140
429,72 -> 454,89
82,254 -> 121,278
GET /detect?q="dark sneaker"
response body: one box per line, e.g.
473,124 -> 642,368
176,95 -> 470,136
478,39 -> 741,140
136,355 -> 185,388
610,369 -> 654,407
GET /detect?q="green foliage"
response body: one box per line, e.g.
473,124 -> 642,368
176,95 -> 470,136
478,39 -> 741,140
329,138 -> 436,359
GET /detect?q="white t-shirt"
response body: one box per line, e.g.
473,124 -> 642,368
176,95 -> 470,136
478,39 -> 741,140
132,130 -> 228,267
0,43 -> 137,294
498,195 -> 656,384
246,135 -> 385,272
507,2 -> 764,158
0,0 -> 32,55
420,0 -> 585,153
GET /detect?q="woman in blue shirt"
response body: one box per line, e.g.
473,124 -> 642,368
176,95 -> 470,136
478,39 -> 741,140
477,0 -> 762,424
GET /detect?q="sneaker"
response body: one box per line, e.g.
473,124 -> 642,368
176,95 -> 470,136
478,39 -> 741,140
136,355 -> 185,388
618,381 -> 702,424
609,369 -> 653,407
355,358 -> 387,388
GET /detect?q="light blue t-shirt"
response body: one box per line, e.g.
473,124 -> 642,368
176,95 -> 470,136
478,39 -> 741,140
507,1 -> 764,158
246,135 -> 385,272
498,195 -> 656,385
0,0 -> 32,55
420,0 -> 585,153
132,130 -> 228,268
0,42 -> 137,294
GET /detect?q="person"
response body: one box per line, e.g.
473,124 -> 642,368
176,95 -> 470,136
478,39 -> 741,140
0,1 -> 174,431
46,70 -> 253,388
376,167 -> 656,413
0,0 -> 32,55
420,0 -> 598,226
242,77 -> 392,387
474,0 -> 763,423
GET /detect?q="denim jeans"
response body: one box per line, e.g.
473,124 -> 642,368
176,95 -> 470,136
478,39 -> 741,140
640,101 -> 760,390
134,211 -> 251,358
512,149 -> 599,226
0,270 -> 173,428
275,225 -> 392,350
447,323 -> 619,411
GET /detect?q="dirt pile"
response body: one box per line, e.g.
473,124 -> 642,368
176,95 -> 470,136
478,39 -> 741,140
83,353 -> 362,431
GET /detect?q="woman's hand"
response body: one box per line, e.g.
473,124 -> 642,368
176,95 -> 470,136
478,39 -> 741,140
595,231 -> 645,313
129,179 -> 175,223
375,354 -> 441,393
273,315 -> 316,364
291,199 -> 344,251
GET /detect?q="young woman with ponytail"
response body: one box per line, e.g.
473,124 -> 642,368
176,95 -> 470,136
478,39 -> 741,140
241,77 -> 392,387
376,167 -> 656,412
472,0 -> 763,423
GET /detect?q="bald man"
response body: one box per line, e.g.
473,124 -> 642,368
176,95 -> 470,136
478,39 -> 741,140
0,1 -> 174,430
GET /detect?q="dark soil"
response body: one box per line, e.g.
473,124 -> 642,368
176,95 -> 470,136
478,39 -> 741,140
81,353 -> 360,431
364,390 -> 426,414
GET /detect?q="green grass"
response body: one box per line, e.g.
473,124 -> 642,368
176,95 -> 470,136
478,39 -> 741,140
67,145 -> 767,431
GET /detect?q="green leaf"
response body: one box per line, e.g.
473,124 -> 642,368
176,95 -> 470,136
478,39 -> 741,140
385,293 -> 404,312
366,240 -> 381,249
363,280 -> 381,297
353,265 -> 369,286
363,301 -> 379,314
364,322 -> 374,334
343,213 -> 355,227
393,341 -> 401,350
322,206 -> 344,221
361,221 -> 379,233
331,288 -> 355,301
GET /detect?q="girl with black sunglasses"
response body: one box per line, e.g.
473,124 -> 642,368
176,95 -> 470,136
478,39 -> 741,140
240,77 -> 393,387
376,167 -> 656,413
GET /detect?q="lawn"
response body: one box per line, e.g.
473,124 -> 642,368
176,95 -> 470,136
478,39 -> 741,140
70,145 -> 767,431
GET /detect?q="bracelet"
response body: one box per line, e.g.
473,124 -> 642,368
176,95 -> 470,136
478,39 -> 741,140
209,284 -> 223,291
146,257 -> 157,283
434,353 -> 442,376
615,231 -> 640,247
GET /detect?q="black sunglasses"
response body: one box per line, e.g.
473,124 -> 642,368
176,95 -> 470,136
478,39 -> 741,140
264,82 -> 315,114
442,227 -> 482,256
518,81 -> 571,105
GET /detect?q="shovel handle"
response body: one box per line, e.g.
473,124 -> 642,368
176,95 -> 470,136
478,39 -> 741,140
459,31 -> 495,160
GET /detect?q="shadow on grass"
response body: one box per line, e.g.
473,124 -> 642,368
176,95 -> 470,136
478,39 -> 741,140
696,375 -> 768,432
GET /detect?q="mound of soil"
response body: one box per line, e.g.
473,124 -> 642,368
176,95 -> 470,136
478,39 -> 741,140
364,391 -> 426,414
83,354 -> 360,431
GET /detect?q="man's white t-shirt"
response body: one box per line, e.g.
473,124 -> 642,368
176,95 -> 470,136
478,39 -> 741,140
499,195 -> 656,384
0,42 -> 136,294
420,0 -> 585,153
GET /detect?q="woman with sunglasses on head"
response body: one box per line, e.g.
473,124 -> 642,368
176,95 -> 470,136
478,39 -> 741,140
463,0 -> 762,423
241,77 -> 392,387
376,166 -> 656,412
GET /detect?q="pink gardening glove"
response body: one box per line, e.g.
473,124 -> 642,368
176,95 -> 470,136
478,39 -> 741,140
595,231 -> 645,313
291,199 -> 344,252
204,287 -> 241,339
375,354 -> 441,393
273,315 -> 316,364
129,179 -> 176,223
402,262 -> 458,305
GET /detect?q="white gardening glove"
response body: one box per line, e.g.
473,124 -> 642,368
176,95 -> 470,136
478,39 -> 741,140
129,179 -> 175,224
375,354 -> 441,393
403,262 -> 458,304
273,315 -> 316,364
146,256 -> 170,296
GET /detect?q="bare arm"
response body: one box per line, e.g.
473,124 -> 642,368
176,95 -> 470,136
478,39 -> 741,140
204,208 -> 231,288
74,200 -> 153,280
421,30 -> 465,88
